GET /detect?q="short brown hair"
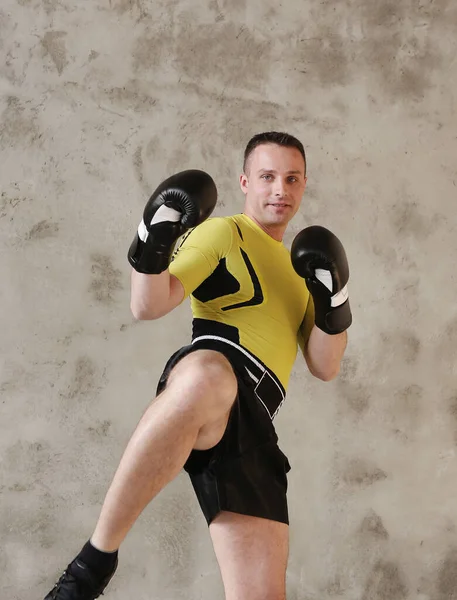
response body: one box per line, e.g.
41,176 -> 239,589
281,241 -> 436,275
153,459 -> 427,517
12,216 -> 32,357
243,131 -> 307,175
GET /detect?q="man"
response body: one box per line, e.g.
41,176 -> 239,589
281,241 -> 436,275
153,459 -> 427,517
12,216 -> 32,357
44,131 -> 351,600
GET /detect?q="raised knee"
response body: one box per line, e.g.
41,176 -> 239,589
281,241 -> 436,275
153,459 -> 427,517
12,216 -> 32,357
169,350 -> 237,406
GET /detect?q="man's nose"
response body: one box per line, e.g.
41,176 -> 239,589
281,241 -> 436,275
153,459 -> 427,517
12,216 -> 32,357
274,179 -> 287,196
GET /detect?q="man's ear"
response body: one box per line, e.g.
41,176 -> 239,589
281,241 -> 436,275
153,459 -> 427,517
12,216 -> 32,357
240,172 -> 248,194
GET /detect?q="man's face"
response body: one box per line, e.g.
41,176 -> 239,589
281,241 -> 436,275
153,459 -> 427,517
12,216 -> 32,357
240,143 -> 307,236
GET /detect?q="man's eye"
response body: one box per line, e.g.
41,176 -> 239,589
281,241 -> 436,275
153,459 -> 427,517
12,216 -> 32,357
262,174 -> 272,180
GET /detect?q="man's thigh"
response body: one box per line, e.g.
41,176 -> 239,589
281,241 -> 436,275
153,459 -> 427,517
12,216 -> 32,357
209,511 -> 289,600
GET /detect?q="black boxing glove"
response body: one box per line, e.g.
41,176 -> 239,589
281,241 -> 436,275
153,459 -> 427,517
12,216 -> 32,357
291,225 -> 352,334
128,170 -> 217,274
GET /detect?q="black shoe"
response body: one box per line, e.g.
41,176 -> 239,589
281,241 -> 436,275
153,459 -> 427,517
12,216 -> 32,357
43,556 -> 118,600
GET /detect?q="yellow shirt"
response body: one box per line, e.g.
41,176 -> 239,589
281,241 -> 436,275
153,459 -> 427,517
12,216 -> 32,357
169,213 -> 313,390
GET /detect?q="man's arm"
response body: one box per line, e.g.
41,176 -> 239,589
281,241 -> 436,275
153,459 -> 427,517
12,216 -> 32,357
130,270 -> 184,320
298,296 -> 347,381
304,326 -> 347,381
292,225 -> 352,381
127,169 -> 218,320
130,216 -> 234,320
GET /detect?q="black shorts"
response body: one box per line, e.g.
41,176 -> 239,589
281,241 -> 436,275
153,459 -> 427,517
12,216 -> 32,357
156,336 -> 291,526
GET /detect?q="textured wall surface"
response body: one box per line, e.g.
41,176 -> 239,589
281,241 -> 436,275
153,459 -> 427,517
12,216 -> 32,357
1,1 -> 457,598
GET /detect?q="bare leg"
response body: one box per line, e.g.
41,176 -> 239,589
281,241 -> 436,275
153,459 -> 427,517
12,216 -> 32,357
91,350 -> 237,551
209,511 -> 289,600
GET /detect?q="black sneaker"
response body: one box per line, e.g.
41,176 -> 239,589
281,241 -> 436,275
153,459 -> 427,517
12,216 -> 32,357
43,556 -> 118,600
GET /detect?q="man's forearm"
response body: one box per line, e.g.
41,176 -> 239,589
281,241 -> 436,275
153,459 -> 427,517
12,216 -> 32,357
130,269 -> 172,320
304,325 -> 347,381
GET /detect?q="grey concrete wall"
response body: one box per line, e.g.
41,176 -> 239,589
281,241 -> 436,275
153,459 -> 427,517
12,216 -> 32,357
1,1 -> 456,598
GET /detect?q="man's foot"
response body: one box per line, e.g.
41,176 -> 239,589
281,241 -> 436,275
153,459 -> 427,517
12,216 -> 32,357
43,556 -> 118,600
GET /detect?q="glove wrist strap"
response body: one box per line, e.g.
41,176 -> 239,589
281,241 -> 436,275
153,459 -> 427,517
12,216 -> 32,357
315,299 -> 352,335
128,235 -> 175,275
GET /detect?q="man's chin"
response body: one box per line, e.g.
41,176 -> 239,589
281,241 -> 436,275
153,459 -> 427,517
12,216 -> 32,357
264,211 -> 293,226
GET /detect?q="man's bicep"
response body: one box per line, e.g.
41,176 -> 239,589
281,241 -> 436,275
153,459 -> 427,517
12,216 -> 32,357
168,274 -> 185,309
169,247 -> 214,299
168,218 -> 233,299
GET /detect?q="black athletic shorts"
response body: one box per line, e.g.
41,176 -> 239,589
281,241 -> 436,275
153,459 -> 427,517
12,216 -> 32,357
156,335 -> 292,526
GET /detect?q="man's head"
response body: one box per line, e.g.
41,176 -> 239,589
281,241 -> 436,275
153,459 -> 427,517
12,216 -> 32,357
240,132 -> 307,241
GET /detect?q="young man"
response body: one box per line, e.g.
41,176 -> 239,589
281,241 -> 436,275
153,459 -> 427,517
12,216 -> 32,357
44,131 -> 351,600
